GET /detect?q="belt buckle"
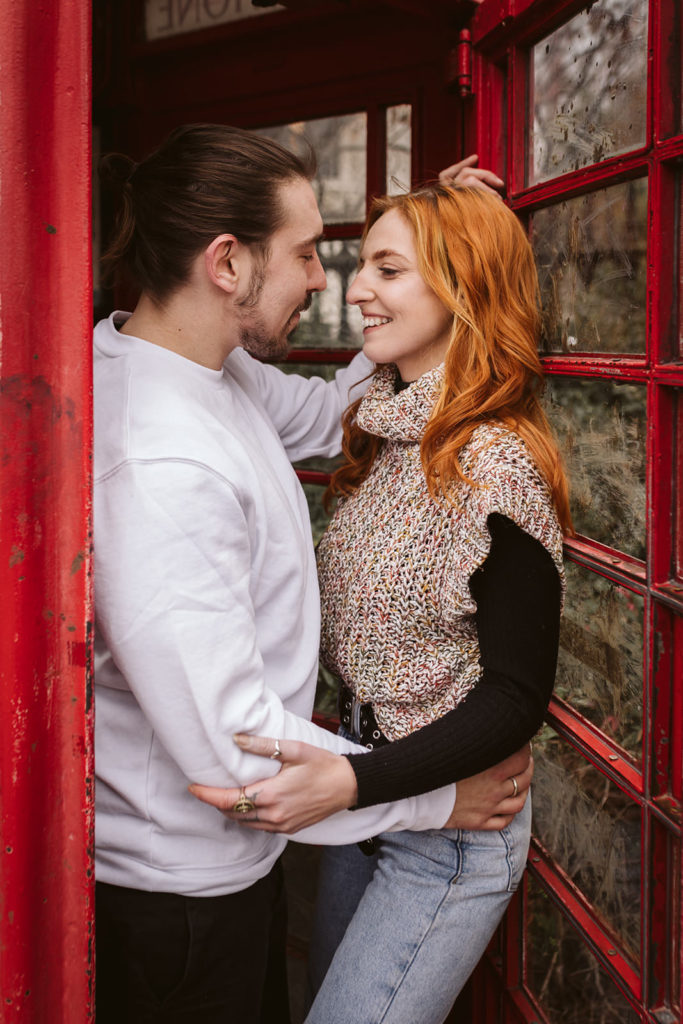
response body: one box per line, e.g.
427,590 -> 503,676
351,694 -> 362,737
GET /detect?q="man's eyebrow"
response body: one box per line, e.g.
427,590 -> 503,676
296,232 -> 325,250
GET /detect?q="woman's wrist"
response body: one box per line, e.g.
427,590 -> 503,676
340,754 -> 360,809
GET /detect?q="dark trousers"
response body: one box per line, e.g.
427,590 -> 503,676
96,859 -> 290,1024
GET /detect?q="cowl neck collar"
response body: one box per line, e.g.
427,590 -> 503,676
356,363 -> 445,442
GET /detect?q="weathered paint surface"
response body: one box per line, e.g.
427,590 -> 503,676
0,1 -> 94,1021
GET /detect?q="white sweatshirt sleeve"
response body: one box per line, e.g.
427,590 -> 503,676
95,458 -> 453,841
232,349 -> 374,461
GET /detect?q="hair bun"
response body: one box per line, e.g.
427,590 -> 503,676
99,152 -> 137,191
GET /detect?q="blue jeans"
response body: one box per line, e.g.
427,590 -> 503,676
305,794 -> 531,1024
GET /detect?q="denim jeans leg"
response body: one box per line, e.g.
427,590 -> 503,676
306,840 -> 379,1006
305,795 -> 531,1024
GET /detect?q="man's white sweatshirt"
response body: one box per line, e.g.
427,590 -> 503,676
94,313 -> 453,896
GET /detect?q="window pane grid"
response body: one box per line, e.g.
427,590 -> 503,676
473,1 -> 682,1018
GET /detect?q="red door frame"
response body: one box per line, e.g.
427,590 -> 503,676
1,1 -> 679,1020
465,0 -> 683,1020
0,2 -> 94,1020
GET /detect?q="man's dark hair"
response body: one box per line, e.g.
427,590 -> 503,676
100,123 -> 317,301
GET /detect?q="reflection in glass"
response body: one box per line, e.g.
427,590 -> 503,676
386,105 -> 411,195
532,728 -> 641,957
526,876 -> 641,1023
256,113 -> 367,223
530,0 -> 648,183
532,180 -> 647,354
557,563 -> 643,756
544,377 -> 646,558
293,240 -> 363,350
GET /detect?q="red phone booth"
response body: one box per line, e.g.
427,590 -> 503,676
1,1 -> 682,1021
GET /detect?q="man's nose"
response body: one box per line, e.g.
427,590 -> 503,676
308,251 -> 327,293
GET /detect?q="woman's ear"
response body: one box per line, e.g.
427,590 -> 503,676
204,234 -> 240,293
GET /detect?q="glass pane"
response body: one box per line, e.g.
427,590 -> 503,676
256,114 -> 367,224
530,0 -> 648,184
526,875 -> 641,1023
386,104 -> 411,194
557,562 -> 643,757
533,727 -> 641,956
533,179 -> 648,354
544,377 -> 646,558
291,240 -> 363,350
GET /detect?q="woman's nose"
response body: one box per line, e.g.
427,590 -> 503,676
346,268 -> 372,305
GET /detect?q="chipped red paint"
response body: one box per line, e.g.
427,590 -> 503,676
0,1 -> 94,1021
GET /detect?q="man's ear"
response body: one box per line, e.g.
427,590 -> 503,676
204,233 -> 243,294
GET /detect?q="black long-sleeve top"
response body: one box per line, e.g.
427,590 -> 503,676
346,513 -> 562,809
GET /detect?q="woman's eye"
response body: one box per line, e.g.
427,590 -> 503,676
379,267 -> 399,277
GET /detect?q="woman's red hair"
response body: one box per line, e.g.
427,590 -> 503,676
326,184 -> 573,534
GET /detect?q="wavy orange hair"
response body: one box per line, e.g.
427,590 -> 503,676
326,184 -> 573,534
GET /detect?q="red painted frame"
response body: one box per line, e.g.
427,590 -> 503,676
0,1 -> 94,1021
464,0 -> 683,1020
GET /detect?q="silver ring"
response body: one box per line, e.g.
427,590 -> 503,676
510,776 -> 519,798
270,739 -> 282,760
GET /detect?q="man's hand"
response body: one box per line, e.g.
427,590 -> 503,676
438,154 -> 504,196
444,745 -> 533,831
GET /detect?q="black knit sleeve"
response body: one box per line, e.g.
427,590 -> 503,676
345,513 -> 562,808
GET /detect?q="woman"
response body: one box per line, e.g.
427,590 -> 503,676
192,184 -> 571,1023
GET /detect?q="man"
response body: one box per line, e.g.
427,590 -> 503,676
94,125 -> 526,1022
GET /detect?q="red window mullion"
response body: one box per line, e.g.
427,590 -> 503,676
563,536 -> 647,589
652,0 -> 682,142
470,51 -> 506,182
508,45 -> 526,195
546,697 -> 644,794
540,356 -> 649,380
649,814 -> 681,1011
508,151 -> 651,209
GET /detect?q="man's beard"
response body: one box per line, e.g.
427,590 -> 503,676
239,290 -> 313,361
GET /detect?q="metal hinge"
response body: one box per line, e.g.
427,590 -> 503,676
446,29 -> 473,97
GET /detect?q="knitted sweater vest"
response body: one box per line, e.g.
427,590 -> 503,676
317,363 -> 565,741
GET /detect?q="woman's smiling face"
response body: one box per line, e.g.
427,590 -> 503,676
346,208 -> 453,381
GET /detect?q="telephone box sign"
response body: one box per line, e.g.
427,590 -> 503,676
145,0 -> 285,40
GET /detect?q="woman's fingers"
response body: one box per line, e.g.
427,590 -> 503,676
189,782 -> 246,812
233,733 -> 299,761
189,745 -> 359,834
438,154 -> 505,195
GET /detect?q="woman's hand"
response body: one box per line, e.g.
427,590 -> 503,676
438,154 -> 504,196
444,745 -> 533,831
189,734 -> 359,834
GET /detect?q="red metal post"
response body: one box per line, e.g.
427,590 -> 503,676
0,1 -> 94,1021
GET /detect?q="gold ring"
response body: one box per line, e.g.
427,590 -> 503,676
510,776 -> 519,798
233,788 -> 256,814
270,739 -> 282,760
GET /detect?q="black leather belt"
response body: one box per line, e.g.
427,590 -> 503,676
339,683 -> 390,750
338,684 -> 390,857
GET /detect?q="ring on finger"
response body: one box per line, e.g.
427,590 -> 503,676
270,739 -> 282,760
233,788 -> 256,814
509,776 -> 519,798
